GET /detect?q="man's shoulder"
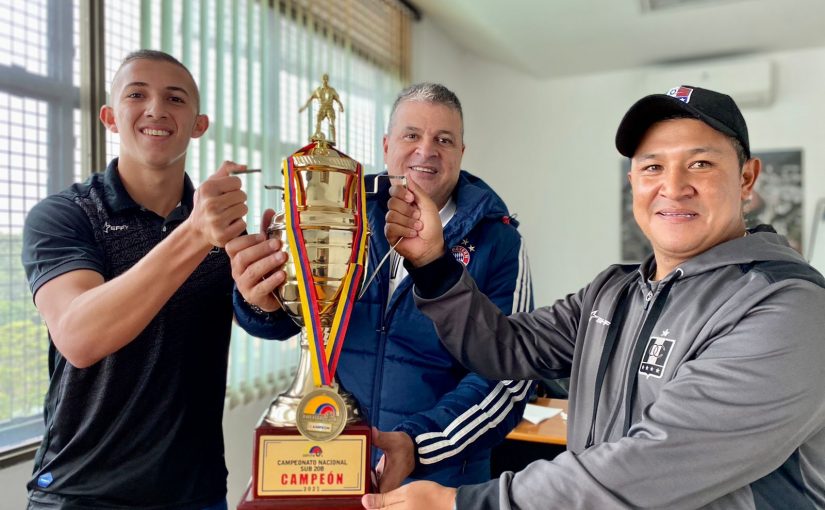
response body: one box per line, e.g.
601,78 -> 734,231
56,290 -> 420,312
743,260 -> 825,289
26,184 -> 93,227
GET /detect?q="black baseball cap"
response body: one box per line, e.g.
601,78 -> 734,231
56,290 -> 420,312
615,85 -> 750,159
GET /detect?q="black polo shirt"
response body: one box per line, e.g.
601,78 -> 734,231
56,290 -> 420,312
21,158 -> 233,509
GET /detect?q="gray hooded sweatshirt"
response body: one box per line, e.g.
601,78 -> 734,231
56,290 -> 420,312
413,227 -> 825,509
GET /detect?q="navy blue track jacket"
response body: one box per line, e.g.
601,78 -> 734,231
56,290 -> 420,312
234,170 -> 534,486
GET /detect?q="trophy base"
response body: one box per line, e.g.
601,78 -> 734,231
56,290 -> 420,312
237,485 -> 365,509
237,416 -> 372,510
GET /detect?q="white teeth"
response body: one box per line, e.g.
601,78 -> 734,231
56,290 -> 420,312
410,166 -> 436,174
142,128 -> 171,136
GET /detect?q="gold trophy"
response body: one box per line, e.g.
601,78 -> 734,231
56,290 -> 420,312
238,76 -> 371,510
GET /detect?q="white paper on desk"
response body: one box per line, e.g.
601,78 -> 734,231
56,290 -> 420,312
522,403 -> 562,424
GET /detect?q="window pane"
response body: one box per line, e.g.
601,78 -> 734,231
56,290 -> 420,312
0,91 -> 50,449
104,0 -> 142,163
0,0 -> 49,77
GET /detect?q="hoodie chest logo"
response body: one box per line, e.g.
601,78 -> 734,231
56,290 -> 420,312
451,239 -> 475,266
639,334 -> 676,379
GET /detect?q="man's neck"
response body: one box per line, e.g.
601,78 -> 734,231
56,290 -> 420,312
117,157 -> 186,217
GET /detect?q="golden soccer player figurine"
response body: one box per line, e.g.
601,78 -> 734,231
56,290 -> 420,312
300,73 -> 344,143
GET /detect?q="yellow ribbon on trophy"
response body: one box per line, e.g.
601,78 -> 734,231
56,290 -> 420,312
282,143 -> 368,387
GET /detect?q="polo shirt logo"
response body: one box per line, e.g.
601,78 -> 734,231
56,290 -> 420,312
103,221 -> 128,233
639,336 -> 675,378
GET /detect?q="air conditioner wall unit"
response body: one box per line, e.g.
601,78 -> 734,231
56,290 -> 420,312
642,59 -> 775,108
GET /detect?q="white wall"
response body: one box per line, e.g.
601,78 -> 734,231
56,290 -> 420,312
223,395 -> 274,507
0,460 -> 31,509
413,17 -> 825,304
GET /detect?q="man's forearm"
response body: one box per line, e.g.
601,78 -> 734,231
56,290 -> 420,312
45,220 -> 214,367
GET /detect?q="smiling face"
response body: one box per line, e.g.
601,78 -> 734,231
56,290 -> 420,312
383,100 -> 465,210
99,58 -> 208,174
628,117 -> 760,279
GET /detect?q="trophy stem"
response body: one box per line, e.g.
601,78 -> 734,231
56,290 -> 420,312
264,327 -> 361,427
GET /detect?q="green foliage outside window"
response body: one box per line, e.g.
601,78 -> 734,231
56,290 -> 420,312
0,233 -> 49,424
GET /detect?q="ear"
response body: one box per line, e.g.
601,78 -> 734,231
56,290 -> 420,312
191,114 -> 209,139
99,105 -> 118,133
382,134 -> 389,160
740,158 -> 761,200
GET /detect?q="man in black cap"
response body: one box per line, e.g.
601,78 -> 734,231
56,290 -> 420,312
363,85 -> 825,509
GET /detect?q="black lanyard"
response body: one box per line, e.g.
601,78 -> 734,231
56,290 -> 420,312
585,274 -> 677,448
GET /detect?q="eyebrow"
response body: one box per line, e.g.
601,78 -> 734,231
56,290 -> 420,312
401,126 -> 456,138
122,82 -> 191,97
635,146 -> 723,161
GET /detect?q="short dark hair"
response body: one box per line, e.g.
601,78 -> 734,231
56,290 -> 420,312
113,49 -> 200,110
388,83 -> 463,137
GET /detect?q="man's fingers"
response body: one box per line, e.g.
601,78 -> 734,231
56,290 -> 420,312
385,209 -> 421,231
230,238 -> 287,284
213,160 -> 245,178
200,175 -> 244,197
243,273 -> 285,310
225,233 -> 267,259
228,235 -> 288,311
214,218 -> 248,247
361,493 -> 380,509
371,427 -> 385,447
384,222 -> 418,243
361,493 -> 390,509
400,176 -> 439,217
375,454 -> 385,478
388,184 -> 415,203
387,196 -> 420,220
232,238 -> 283,272
379,468 -> 404,494
242,249 -> 288,285
260,209 -> 276,236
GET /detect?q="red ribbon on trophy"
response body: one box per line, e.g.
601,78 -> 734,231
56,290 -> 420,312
282,141 -> 368,387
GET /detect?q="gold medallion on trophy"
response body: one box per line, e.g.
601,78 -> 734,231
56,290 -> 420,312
295,387 -> 348,442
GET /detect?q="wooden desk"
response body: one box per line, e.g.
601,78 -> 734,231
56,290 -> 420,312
506,398 -> 568,445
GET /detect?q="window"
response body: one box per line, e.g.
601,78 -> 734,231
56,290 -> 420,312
0,0 -> 75,459
0,0 -> 412,458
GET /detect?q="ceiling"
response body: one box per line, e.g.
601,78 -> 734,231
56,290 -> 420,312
411,0 -> 825,79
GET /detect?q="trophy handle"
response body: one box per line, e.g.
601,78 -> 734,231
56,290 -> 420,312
356,174 -> 407,299
358,237 -> 403,300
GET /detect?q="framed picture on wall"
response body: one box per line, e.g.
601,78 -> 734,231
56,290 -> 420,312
620,149 -> 804,262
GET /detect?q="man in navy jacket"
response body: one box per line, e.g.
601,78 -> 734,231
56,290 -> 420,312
228,83 -> 533,490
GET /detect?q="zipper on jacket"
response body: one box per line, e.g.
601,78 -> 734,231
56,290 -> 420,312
620,271 -> 681,435
370,254 -> 391,432
586,271 -> 680,447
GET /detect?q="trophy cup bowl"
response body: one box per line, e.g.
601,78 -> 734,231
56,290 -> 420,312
264,152 -> 365,427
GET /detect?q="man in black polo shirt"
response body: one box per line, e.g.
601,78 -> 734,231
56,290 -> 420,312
21,50 -> 248,509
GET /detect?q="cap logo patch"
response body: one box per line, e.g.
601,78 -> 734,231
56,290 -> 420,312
667,86 -> 694,103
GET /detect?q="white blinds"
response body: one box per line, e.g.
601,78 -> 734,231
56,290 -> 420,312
133,0 -> 411,407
